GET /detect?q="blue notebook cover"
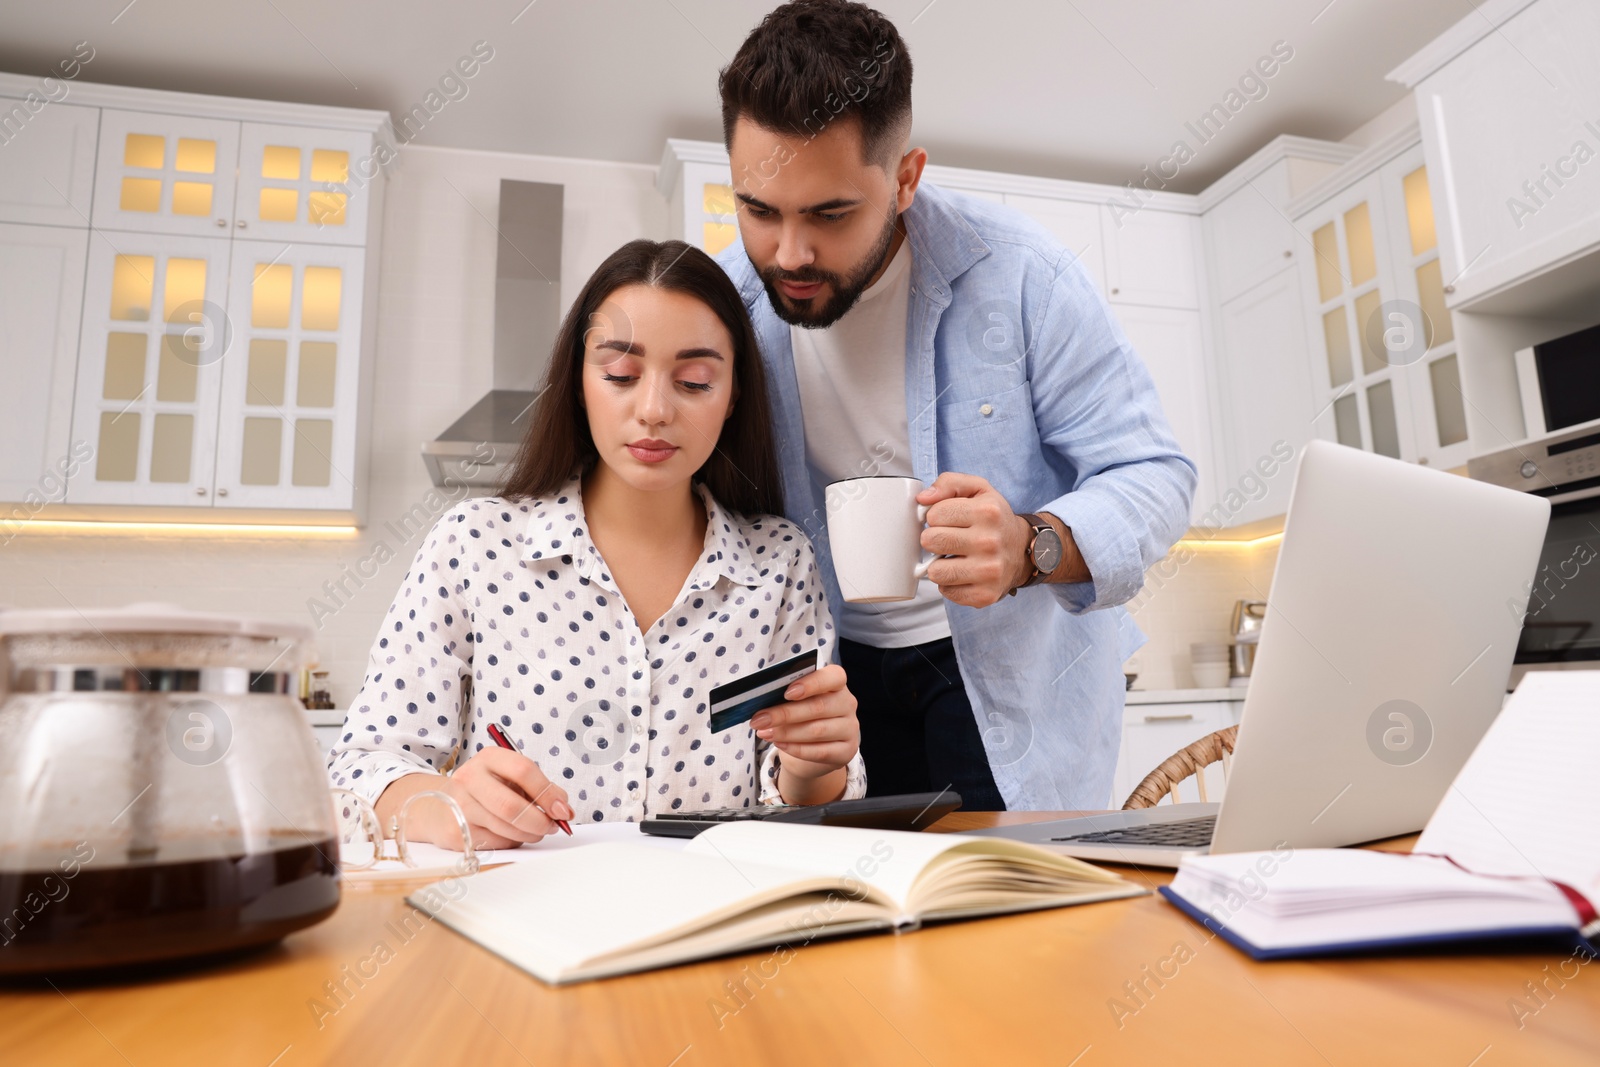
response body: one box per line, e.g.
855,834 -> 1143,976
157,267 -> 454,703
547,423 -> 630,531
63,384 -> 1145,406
1159,885 -> 1595,961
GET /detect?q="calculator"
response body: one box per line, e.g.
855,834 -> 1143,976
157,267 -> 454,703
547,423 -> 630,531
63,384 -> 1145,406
639,792 -> 962,838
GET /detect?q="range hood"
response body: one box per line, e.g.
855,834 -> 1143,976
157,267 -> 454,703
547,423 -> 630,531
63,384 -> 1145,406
421,179 -> 563,488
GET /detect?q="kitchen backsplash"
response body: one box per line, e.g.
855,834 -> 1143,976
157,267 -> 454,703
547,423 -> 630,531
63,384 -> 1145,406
1123,538 -> 1281,691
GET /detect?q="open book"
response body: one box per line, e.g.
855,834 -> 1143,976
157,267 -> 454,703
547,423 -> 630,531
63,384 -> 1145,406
1161,671 -> 1600,958
406,821 -> 1143,983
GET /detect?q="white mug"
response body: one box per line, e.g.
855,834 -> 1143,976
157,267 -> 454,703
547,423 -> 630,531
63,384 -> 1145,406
825,477 -> 935,603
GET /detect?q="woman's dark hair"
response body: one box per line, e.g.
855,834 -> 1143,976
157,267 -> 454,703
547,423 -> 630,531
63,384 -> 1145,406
719,0 -> 912,166
498,239 -> 784,518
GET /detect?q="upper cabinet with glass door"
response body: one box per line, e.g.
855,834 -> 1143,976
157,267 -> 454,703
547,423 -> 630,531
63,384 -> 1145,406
91,110 -> 241,238
234,124 -> 373,246
91,110 -> 374,245
1293,133 -> 1468,471
1380,149 -> 1471,471
657,141 -> 739,258
25,76 -> 393,522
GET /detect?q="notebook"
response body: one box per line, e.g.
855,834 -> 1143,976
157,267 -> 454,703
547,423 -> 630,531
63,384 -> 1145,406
406,821 -> 1144,983
1160,671 -> 1600,959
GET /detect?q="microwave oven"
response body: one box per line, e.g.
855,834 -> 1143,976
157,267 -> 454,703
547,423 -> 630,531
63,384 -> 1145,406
1514,321 -> 1600,439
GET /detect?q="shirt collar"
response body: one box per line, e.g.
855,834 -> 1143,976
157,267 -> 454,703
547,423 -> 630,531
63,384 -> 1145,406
520,476 -> 768,591
690,481 -> 769,590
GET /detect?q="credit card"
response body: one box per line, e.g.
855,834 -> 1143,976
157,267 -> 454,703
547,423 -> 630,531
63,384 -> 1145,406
708,649 -> 819,733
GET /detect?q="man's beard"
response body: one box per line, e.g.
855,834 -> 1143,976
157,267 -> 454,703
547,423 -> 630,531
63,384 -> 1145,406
758,204 -> 899,330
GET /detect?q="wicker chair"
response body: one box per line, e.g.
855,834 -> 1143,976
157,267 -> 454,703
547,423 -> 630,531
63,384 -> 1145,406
1122,725 -> 1239,810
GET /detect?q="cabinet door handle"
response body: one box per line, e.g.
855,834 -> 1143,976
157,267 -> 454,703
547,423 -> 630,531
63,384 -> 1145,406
1443,284 -> 1455,294
217,487 -> 229,497
1144,713 -> 1194,722
1283,249 -> 1293,258
236,219 -> 249,230
215,218 -> 228,228
195,487 -> 207,496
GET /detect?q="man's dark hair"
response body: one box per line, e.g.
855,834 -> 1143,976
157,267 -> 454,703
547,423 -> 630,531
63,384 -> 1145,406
719,0 -> 912,166
499,239 -> 783,519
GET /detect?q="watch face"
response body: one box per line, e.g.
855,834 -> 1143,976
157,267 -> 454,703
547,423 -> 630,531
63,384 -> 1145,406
1032,527 -> 1063,573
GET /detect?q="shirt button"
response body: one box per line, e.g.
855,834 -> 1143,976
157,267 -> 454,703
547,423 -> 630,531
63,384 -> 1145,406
979,403 -> 994,417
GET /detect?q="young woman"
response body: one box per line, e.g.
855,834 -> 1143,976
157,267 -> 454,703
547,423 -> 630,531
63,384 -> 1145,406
328,240 -> 865,849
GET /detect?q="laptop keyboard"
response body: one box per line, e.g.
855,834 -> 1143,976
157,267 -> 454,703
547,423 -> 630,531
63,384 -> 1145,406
1051,815 -> 1217,849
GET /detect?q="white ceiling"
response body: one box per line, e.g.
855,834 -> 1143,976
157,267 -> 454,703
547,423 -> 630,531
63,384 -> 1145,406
0,0 -> 1479,193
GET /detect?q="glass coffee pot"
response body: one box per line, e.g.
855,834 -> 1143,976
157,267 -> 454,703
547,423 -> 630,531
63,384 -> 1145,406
0,603 -> 340,975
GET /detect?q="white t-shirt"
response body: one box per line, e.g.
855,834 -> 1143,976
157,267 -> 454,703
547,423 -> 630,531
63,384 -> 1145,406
790,239 -> 951,648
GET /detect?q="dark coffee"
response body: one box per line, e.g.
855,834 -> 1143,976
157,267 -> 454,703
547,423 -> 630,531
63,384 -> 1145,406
0,837 -> 340,976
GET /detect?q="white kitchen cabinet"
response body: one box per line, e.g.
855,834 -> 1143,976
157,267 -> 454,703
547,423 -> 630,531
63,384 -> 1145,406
1212,268 -> 1317,525
1003,193 -> 1106,297
1293,135 -> 1469,470
1115,306 -> 1216,525
213,241 -> 367,509
657,140 -> 737,257
92,109 -> 376,247
1103,209 -> 1200,309
91,109 -> 242,238
234,124 -> 374,246
1198,138 -> 1359,526
1391,0 -> 1600,310
0,223 -> 88,502
1113,699 -> 1241,809
1205,160 -> 1301,305
11,75 -> 393,522
1297,171 -> 1415,461
0,99 -> 98,227
1376,148 -> 1472,471
68,231 -> 233,506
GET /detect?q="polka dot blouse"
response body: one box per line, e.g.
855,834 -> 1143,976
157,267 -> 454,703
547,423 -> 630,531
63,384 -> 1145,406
327,475 -> 867,821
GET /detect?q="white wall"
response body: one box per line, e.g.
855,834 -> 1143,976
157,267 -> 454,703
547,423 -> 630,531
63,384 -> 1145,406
0,144 -> 667,710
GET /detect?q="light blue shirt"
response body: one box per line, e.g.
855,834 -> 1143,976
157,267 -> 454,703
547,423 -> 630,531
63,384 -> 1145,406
717,181 -> 1196,809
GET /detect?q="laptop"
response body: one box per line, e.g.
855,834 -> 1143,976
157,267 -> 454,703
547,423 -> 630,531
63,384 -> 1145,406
966,440 -> 1551,867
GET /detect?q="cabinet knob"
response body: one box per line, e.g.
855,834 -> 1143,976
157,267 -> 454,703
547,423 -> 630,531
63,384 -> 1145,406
1111,287 -> 1120,295
195,487 -> 207,496
1283,250 -> 1293,258
1442,284 -> 1455,294
1418,457 -> 1430,466
217,488 -> 229,497
236,219 -> 249,230
215,218 -> 227,228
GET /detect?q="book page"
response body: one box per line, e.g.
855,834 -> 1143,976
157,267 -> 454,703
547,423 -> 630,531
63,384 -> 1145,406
408,842 -> 851,982
687,822 -> 1128,916
685,822 -> 956,913
1417,671 -> 1600,896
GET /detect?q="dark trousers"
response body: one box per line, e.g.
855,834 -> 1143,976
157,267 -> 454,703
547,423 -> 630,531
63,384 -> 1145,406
840,636 -> 1006,812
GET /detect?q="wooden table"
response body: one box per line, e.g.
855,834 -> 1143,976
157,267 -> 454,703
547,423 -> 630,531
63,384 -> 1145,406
4,811 -> 1598,1066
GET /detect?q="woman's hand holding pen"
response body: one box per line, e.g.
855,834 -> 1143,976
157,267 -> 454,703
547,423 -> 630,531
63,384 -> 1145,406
752,664 -> 860,804
424,747 -> 576,850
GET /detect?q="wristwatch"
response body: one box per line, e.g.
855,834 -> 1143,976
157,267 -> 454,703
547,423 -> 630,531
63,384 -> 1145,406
1009,513 -> 1063,596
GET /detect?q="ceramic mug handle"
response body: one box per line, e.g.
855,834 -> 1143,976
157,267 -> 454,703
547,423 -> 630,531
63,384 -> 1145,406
913,503 -> 935,579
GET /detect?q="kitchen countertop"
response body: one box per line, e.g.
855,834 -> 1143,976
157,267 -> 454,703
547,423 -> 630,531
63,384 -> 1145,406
1125,686 -> 1247,704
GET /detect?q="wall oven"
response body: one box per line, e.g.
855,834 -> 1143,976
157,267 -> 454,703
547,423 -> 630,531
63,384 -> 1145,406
1469,419 -> 1600,665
